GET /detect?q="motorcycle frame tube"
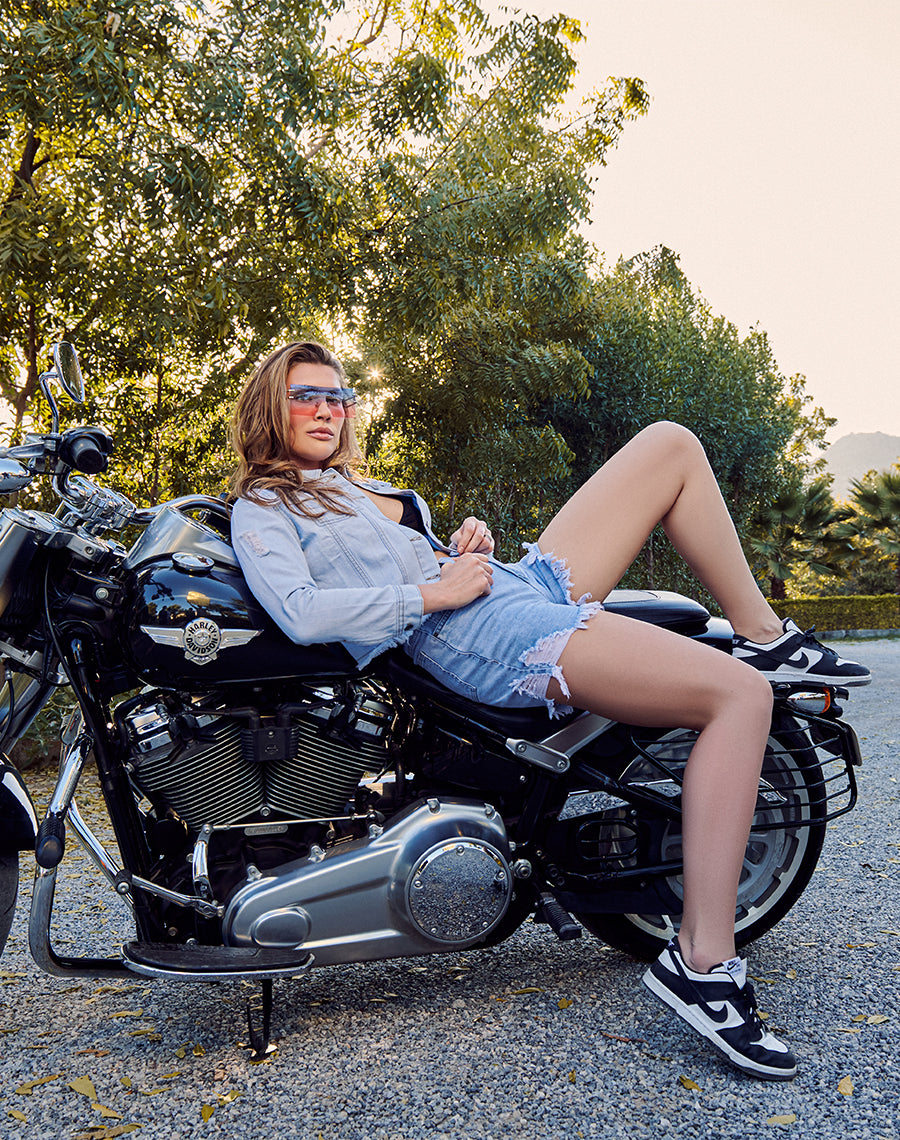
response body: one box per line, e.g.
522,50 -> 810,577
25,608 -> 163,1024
61,632 -> 159,940
67,798 -> 131,906
29,864 -> 131,978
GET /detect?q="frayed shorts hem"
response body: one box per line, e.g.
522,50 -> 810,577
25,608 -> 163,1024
405,542 -> 602,718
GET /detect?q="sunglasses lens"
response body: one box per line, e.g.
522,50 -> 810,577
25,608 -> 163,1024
288,386 -> 356,418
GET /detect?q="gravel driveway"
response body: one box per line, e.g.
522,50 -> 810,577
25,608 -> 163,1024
0,640 -> 897,1140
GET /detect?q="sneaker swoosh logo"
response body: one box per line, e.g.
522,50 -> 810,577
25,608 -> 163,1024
701,1000 -> 748,1029
668,950 -> 751,1031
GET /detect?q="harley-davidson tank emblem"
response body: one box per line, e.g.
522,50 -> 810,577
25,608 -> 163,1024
140,620 -> 261,665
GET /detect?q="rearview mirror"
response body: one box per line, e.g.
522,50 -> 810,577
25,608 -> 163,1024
53,342 -> 85,403
39,341 -> 86,433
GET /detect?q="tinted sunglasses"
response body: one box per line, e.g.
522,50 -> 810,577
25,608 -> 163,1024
288,385 -> 357,418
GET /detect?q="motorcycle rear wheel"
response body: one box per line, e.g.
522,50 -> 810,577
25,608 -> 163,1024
0,853 -> 18,957
574,727 -> 827,961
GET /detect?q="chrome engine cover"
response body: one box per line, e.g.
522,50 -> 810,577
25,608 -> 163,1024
222,798 -> 512,965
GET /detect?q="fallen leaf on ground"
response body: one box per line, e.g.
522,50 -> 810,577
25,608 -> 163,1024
678,1075 -> 701,1091
785,968 -> 797,980
68,1076 -> 98,1100
866,1014 -> 889,1025
767,1113 -> 797,1125
73,1126 -> 141,1139
217,1090 -> 242,1106
511,987 -> 543,995
557,998 -> 573,1009
201,1105 -> 215,1122
7,1110 -> 27,1121
567,1070 -> 576,1084
108,1010 -> 142,1020
92,1104 -> 122,1119
16,1074 -> 62,1095
852,1014 -> 867,1022
838,1076 -> 854,1096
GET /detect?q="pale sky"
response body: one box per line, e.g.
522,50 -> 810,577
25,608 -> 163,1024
492,0 -> 900,442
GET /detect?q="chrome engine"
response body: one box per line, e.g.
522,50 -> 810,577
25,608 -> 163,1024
222,797 -> 513,965
122,687 -> 392,829
120,691 -> 514,964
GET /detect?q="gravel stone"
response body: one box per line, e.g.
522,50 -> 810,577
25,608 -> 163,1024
0,638 -> 897,1138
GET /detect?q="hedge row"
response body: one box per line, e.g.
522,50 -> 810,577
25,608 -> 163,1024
774,595 -> 900,632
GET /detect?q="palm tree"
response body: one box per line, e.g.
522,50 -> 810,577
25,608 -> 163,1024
849,467 -> 900,593
748,476 -> 853,600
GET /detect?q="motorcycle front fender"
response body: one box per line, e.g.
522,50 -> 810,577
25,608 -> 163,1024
0,760 -> 38,852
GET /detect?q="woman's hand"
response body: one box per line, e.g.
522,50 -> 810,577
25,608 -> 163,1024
419,553 -> 493,613
450,516 -> 495,555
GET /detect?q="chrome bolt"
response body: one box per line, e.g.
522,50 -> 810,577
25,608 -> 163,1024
427,798 -> 440,813
94,587 -> 109,601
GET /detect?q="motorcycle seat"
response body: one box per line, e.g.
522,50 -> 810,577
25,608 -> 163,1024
380,650 -> 581,738
599,588 -> 710,631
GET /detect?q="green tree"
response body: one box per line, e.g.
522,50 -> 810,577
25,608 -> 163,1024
849,467 -> 900,593
538,249 -> 832,596
2,0 -> 647,507
747,476 -> 853,600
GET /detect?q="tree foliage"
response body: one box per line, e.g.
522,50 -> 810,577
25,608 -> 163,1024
369,244 -> 833,587
746,476 -> 852,600
2,0 -> 647,506
848,467 -> 900,594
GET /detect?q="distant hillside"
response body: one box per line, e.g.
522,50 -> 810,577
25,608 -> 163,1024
823,432 -> 900,499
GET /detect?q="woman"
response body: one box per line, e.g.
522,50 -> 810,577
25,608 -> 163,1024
230,341 -> 869,1080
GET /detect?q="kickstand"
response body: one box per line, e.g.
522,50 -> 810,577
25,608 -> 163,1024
246,978 -> 274,1059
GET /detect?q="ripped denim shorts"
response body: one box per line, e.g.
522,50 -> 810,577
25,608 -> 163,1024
402,543 -> 603,718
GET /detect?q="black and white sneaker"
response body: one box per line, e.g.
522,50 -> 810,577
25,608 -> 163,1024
643,938 -> 797,1080
732,619 -> 871,686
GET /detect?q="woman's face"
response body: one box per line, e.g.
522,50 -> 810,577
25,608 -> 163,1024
285,361 -> 345,470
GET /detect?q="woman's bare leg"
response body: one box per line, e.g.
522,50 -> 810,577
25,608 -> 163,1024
539,421 -> 780,970
547,612 -> 773,972
539,421 -> 782,642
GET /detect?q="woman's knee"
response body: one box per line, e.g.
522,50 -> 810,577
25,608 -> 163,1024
718,662 -> 774,722
636,420 -> 705,462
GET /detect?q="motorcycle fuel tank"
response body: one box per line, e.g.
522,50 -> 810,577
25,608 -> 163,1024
120,502 -> 356,689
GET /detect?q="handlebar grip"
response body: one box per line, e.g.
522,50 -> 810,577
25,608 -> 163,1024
67,436 -> 106,475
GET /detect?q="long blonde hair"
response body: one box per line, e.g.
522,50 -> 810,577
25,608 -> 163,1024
230,341 -> 364,516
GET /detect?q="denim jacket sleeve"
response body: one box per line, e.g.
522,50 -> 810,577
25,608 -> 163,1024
231,496 -> 426,658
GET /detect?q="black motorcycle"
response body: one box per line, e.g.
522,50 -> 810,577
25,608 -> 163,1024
0,343 -> 861,1053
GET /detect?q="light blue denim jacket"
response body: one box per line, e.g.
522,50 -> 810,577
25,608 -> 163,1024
231,470 -> 450,668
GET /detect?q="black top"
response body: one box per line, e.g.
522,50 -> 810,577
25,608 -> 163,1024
395,495 -> 427,535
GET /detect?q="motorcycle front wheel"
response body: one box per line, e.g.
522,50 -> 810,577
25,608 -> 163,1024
574,725 -> 828,961
0,853 -> 18,957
